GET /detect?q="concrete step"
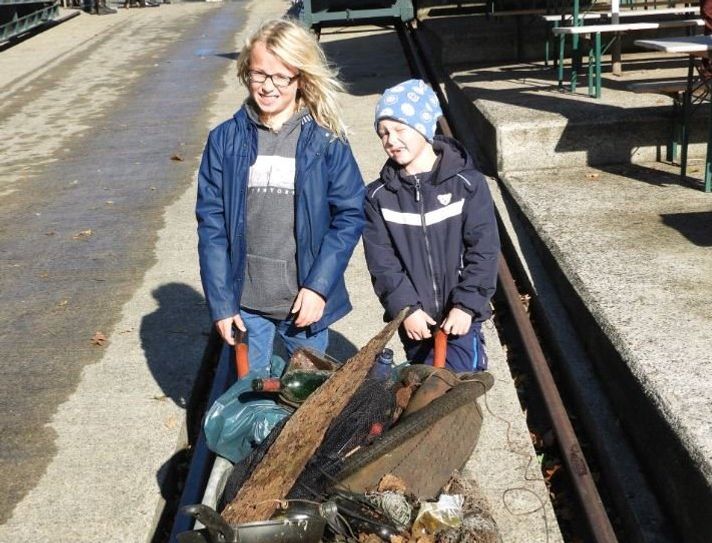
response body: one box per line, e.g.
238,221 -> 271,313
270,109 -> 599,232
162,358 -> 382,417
448,57 -> 710,174
421,17 -> 710,175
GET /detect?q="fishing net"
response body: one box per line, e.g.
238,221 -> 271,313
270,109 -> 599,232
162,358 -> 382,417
218,378 -> 396,511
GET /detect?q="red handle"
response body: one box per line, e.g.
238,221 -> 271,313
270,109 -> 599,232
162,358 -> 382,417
433,328 -> 447,368
234,329 -> 249,379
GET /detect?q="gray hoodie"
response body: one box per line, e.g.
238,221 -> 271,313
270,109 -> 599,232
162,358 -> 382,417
241,102 -> 311,319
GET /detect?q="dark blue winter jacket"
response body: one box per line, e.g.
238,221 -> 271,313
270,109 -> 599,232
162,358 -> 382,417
363,136 -> 499,323
196,106 -> 366,333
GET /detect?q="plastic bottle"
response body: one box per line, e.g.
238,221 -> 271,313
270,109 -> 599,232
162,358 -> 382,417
367,348 -> 394,381
251,369 -> 332,404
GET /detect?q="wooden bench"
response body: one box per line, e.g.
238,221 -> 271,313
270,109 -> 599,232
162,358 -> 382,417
542,7 -> 700,67
552,18 -> 703,97
628,79 -> 688,161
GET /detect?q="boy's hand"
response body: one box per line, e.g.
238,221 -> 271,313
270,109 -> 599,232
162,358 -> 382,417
215,314 -> 246,346
441,307 -> 472,336
292,288 -> 326,328
403,309 -> 437,340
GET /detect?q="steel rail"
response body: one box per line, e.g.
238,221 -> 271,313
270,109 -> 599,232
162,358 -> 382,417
396,19 -> 619,543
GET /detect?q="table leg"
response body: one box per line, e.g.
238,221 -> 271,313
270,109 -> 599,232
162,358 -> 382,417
595,32 -> 602,98
588,43 -> 594,96
558,34 -> 565,89
667,95 -> 681,163
680,57 -> 694,183
571,0 -> 580,92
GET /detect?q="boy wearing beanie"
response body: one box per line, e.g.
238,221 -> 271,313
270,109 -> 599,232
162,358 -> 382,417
363,79 -> 500,372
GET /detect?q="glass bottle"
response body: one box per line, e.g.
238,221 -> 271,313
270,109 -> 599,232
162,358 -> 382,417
251,369 -> 332,404
367,348 -> 394,381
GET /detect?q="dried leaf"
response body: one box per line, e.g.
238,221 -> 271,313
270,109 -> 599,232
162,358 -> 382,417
544,463 -> 562,482
390,536 -> 407,543
378,473 -> 408,493
170,154 -> 184,161
359,534 -> 382,543
73,229 -> 92,240
585,172 -> 600,180
91,331 -> 107,346
164,414 -> 178,430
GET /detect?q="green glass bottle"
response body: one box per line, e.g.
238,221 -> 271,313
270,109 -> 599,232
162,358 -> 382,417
251,369 -> 332,404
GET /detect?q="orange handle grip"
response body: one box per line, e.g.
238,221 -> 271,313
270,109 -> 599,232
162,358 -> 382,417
234,329 -> 249,379
433,328 -> 447,368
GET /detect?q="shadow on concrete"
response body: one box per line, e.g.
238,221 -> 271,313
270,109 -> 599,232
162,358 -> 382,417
152,448 -> 193,543
320,31 -> 409,96
661,210 -> 712,246
595,162 -> 684,187
326,328 -> 359,361
141,282 -> 212,408
215,52 -> 240,61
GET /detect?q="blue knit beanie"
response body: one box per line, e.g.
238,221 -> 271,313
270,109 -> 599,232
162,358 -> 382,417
374,79 -> 443,142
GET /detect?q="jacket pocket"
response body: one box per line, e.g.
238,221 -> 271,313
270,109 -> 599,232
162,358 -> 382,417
241,254 -> 298,312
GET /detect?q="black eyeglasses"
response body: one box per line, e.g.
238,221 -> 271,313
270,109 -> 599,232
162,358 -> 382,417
247,70 -> 299,88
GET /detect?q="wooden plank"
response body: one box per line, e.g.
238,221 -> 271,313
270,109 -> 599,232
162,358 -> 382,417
628,79 -> 687,94
635,35 -> 712,53
552,18 -> 702,34
221,309 -> 408,524
542,5 -> 698,20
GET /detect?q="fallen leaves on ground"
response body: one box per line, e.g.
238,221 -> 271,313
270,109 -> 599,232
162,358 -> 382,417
585,172 -> 600,180
91,331 -> 107,346
170,154 -> 184,161
164,414 -> 178,430
73,229 -> 92,240
544,462 -> 562,482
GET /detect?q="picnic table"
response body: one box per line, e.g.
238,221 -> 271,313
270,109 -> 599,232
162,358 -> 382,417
634,35 -> 712,192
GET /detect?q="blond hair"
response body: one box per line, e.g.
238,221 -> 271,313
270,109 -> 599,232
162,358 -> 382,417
237,18 -> 348,138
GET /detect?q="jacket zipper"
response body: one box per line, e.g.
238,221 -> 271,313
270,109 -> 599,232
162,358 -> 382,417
415,176 -> 441,318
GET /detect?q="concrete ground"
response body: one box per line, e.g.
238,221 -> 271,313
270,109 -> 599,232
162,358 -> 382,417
0,1 -> 560,542
428,22 -> 712,540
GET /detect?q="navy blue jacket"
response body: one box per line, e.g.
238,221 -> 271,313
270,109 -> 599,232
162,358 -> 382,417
363,136 -> 499,323
196,106 -> 366,333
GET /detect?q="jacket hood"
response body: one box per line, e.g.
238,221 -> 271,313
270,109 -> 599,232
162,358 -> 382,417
241,99 -> 310,135
379,135 -> 475,191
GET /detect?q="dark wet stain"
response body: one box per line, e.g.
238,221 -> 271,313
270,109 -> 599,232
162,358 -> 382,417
0,2 -> 247,524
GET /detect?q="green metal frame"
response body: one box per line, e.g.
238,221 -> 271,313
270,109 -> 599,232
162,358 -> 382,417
299,0 -> 414,28
0,2 -> 58,42
557,29 -> 614,98
679,57 -> 712,192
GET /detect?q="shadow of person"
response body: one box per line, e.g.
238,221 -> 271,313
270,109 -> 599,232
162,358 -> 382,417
140,282 -> 212,408
326,329 -> 359,362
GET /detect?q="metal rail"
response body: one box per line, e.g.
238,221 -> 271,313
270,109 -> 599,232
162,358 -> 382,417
395,19 -> 619,543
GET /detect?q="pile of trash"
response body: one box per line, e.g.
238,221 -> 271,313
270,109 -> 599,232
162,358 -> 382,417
178,321 -> 498,543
